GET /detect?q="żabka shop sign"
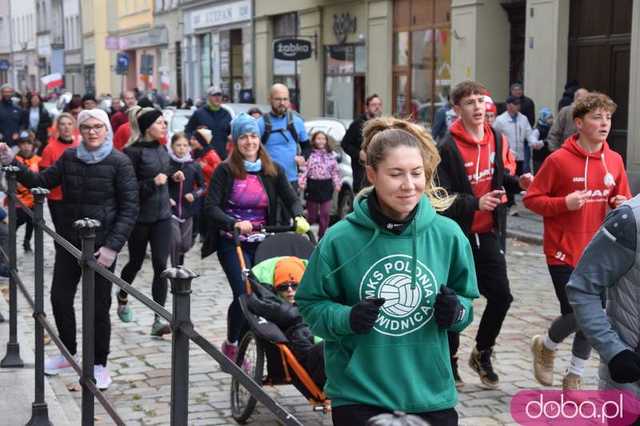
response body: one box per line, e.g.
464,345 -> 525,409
273,39 -> 313,61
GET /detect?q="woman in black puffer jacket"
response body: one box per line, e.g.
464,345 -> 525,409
118,107 -> 173,336
0,108 -> 139,390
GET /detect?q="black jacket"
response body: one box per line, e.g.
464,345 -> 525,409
0,100 -> 26,146
124,140 -> 172,224
168,159 -> 205,219
202,162 -> 303,257
518,95 -> 536,127
184,106 -> 232,160
342,114 -> 367,192
15,148 -> 139,251
24,105 -> 52,148
436,128 -> 521,244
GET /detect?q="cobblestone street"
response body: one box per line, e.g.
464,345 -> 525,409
4,228 -> 599,426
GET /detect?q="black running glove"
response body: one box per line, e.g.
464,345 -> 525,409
349,298 -> 386,334
434,286 -> 464,329
608,350 -> 640,383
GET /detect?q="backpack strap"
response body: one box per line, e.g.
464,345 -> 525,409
261,113 -> 272,145
286,110 -> 299,144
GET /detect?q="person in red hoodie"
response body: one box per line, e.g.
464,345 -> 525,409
525,92 -> 631,391
40,113 -> 81,234
437,80 -> 533,389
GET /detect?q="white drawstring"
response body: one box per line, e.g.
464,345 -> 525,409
601,153 -> 615,187
583,156 -> 589,191
475,233 -> 480,248
475,144 -> 481,183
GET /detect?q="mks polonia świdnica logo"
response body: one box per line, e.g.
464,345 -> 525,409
359,254 -> 438,337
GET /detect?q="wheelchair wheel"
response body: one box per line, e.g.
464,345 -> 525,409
230,331 -> 265,423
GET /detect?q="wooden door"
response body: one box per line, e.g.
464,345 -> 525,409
568,0 -> 632,161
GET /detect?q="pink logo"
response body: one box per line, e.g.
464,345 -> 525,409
511,390 -> 640,425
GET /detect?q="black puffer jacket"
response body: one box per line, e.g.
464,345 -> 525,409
124,140 -> 172,223
15,147 -> 139,251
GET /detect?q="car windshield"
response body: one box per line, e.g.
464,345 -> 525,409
171,115 -> 190,133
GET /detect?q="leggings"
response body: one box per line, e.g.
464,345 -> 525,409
306,200 -> 331,238
51,247 -> 114,365
119,219 -> 171,307
16,207 -> 33,245
547,264 -> 593,360
332,405 -> 458,426
216,237 -> 258,343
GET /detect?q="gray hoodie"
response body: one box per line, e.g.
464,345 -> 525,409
567,195 -> 640,394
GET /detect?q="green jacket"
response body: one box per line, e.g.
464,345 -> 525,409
296,194 -> 479,412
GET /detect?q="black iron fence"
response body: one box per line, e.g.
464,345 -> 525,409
0,166 -> 303,426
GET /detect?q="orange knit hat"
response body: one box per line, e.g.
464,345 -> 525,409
273,257 -> 306,289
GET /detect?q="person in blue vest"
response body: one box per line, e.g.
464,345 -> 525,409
184,86 -> 232,160
257,83 -> 310,224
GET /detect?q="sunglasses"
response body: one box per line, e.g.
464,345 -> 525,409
275,283 -> 299,292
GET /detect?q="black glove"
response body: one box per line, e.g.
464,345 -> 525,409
608,350 -> 640,383
349,298 -> 385,334
434,286 -> 464,329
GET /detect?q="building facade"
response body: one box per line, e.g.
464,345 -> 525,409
9,0 -> 38,92
254,0 -> 395,120
81,0 -> 113,95
0,0 -> 11,84
153,0 -> 182,101
182,0 -> 253,103
35,0 -> 65,93
63,0 -> 83,93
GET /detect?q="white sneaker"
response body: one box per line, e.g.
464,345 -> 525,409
44,354 -> 73,376
94,364 -> 112,391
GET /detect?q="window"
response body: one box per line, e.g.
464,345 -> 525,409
272,13 -> 299,108
324,44 -> 366,120
393,0 -> 451,128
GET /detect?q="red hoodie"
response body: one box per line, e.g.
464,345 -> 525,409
449,120 -> 510,233
523,134 -> 631,267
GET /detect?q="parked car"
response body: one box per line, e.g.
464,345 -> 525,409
163,103 -> 271,139
304,118 -> 354,222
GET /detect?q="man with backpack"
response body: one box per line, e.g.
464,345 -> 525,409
258,84 -> 310,224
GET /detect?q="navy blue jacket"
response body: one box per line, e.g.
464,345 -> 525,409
184,106 -> 232,160
168,159 -> 205,219
0,100 -> 26,146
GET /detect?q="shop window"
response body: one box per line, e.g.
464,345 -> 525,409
200,33 -> 212,91
392,0 -> 451,129
324,44 -> 366,120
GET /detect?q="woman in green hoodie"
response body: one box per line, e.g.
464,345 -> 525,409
296,117 -> 479,426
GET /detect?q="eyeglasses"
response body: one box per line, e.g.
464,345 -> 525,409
275,283 -> 298,292
79,124 -> 105,133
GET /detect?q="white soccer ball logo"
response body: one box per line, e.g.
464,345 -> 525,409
378,274 -> 422,317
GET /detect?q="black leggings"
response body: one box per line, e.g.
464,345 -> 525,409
51,247 -> 114,365
16,207 -> 33,244
119,219 -> 171,307
332,405 -> 458,426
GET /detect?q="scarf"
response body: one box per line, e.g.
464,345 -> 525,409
243,158 -> 262,172
77,134 -> 113,164
167,145 -> 193,163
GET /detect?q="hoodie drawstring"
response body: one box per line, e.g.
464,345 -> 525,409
601,153 -> 615,187
583,155 -> 589,191
410,220 -> 417,290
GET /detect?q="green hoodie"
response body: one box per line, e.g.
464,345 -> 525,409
296,194 -> 479,412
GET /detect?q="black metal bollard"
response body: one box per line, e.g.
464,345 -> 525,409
1,165 -> 23,368
162,266 -> 198,426
27,188 -> 52,426
73,218 -> 101,426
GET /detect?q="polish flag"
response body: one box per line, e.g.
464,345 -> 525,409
41,73 -> 64,90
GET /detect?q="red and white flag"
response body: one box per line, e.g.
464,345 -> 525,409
41,73 -> 63,90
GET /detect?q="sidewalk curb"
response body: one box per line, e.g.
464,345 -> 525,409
507,229 -> 543,245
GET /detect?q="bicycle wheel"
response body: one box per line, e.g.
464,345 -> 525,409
230,331 -> 265,423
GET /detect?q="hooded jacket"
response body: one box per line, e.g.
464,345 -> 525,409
167,148 -> 205,219
523,134 -> 631,267
296,194 -> 479,413
437,122 -> 521,241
